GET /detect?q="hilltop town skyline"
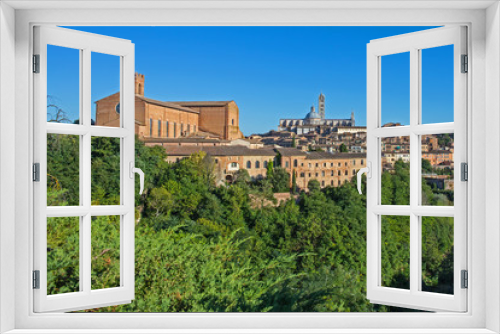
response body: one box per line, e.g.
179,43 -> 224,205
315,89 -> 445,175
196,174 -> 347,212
49,26 -> 454,135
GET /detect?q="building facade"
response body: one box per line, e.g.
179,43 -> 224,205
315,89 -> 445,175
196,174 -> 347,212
165,145 -> 366,190
95,73 -> 244,141
278,93 -> 356,135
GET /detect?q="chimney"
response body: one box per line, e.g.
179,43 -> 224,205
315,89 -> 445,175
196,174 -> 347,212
135,73 -> 145,96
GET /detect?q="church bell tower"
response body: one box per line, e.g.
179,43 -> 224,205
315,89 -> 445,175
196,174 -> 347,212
318,93 -> 325,119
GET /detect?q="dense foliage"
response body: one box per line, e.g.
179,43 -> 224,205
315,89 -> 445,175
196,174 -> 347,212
46,135 -> 454,312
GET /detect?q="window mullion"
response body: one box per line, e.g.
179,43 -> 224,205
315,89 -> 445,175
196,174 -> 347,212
81,47 -> 92,293
409,47 -> 420,294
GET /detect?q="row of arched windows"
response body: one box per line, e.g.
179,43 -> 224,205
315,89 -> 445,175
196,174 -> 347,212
246,160 -> 270,169
149,118 -> 197,138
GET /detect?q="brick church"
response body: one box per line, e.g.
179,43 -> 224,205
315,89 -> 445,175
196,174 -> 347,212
95,73 -> 244,141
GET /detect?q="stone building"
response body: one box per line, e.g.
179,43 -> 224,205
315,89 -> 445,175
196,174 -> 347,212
276,148 -> 366,189
165,145 -> 366,190
95,73 -> 244,140
278,93 -> 356,135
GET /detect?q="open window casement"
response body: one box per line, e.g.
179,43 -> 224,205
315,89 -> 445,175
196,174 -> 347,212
33,26 -> 139,312
364,26 -> 467,312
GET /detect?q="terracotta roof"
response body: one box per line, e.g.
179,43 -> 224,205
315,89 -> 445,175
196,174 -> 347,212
143,138 -> 228,144
166,145 -> 276,157
170,101 -> 233,107
136,95 -> 200,114
306,152 -> 366,160
275,148 -> 308,157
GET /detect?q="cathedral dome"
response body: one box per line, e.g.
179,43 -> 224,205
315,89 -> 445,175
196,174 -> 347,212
305,106 -> 320,120
305,111 -> 320,119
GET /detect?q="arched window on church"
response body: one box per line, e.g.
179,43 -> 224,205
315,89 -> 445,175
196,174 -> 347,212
158,120 -> 161,137
264,161 -> 268,169
149,118 -> 153,137
247,161 -> 252,169
166,121 -> 169,137
256,161 -> 260,169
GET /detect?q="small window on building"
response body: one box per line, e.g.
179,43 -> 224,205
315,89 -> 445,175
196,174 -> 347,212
331,170 -> 334,176
338,163 -> 341,167
315,163 -> 319,167
322,181 -> 325,187
215,159 -> 219,164
322,171 -> 325,177
308,173 -> 311,177
331,163 -> 333,167
345,162 -> 348,167
361,159 -> 364,165
323,163 -> 326,167
353,169 -> 356,175
247,161 -> 252,169
174,123 -> 177,137
285,161 -> 289,168
158,120 -> 161,137
338,171 -> 341,176
256,161 -> 260,168
149,118 -> 153,137
231,162 -> 238,168
294,159 -> 298,167
193,125 -> 197,133
345,170 -> 348,176
331,180 -> 334,186
300,173 -> 305,177
315,173 -> 318,177
232,119 -> 235,125
166,121 -> 169,138
187,124 -> 191,134
264,161 -> 268,168
181,123 -> 184,135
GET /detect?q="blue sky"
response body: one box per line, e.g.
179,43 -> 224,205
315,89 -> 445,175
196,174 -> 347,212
48,26 -> 454,135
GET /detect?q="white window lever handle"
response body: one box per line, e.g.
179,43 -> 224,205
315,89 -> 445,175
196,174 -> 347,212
129,162 -> 145,195
356,162 -> 371,195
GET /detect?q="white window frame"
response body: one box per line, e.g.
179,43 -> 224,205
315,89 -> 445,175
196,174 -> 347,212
365,26 -> 467,312
32,26 -> 136,313
1,1 -> 498,333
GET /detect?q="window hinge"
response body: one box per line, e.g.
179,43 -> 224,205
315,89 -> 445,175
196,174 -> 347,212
461,270 -> 468,289
33,54 -> 40,73
461,54 -> 468,73
461,162 -> 468,182
33,270 -> 40,289
33,163 -> 40,182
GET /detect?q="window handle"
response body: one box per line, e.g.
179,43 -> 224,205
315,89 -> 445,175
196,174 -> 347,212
357,162 -> 371,195
129,162 -> 145,195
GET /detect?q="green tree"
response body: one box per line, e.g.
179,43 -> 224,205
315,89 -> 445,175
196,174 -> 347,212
307,179 -> 321,193
292,170 -> 297,194
147,187 -> 173,217
339,143 -> 348,153
422,158 -> 433,174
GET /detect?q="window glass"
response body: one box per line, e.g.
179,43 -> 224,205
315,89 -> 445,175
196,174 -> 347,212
381,52 -> 410,127
92,52 -> 120,127
47,134 -> 80,206
47,217 -> 80,295
421,45 -> 454,124
47,45 -> 80,124
91,215 -> 120,290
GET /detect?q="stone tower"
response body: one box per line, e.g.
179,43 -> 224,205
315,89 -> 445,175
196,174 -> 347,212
135,73 -> 145,96
318,93 -> 325,119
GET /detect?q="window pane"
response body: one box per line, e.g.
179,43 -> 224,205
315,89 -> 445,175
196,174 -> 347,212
421,134 -> 454,206
47,217 -> 80,295
381,215 -> 410,290
92,52 -> 121,127
381,136 -> 410,205
91,215 -> 120,290
421,45 -> 454,124
381,52 -> 410,127
91,137 -> 120,205
47,134 -> 80,206
47,45 -> 80,124
421,216 -> 454,295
